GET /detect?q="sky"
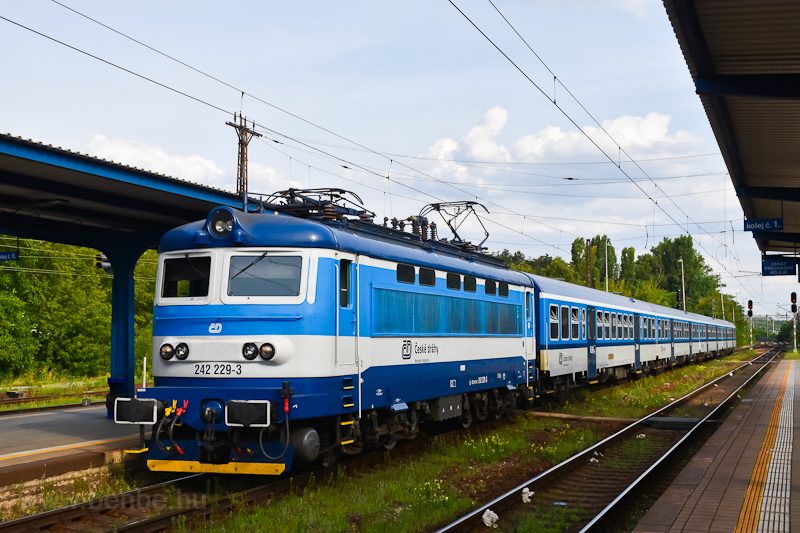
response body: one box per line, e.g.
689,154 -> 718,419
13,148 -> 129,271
0,0 -> 794,321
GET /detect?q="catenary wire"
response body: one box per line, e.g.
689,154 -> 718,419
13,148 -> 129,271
447,0 -> 758,302
5,9 -> 753,290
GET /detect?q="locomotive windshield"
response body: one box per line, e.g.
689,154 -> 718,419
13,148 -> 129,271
228,255 -> 302,297
162,256 -> 211,298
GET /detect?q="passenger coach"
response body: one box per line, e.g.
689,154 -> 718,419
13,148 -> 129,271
113,189 -> 735,474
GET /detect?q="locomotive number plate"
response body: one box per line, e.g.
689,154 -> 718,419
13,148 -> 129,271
194,363 -> 243,376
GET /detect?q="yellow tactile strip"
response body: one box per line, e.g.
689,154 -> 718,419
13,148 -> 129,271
757,362 -> 793,532
735,361 -> 792,533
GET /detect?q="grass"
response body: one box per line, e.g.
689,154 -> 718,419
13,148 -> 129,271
512,502 -> 586,533
600,433 -> 668,470
0,370 -> 109,412
552,353 -> 754,419
0,467 -> 131,521
0,368 -> 107,391
190,416 -> 602,533
0,394 -> 107,412
783,351 -> 800,360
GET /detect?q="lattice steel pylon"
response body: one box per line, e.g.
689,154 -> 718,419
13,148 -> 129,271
226,113 -> 262,194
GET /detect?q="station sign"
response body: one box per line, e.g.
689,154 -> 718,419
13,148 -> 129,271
762,258 -> 795,276
0,251 -> 18,261
744,218 -> 783,231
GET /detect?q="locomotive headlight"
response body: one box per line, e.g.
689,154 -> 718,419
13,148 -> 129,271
260,343 -> 275,361
175,343 -> 189,360
209,210 -> 234,238
242,343 -> 258,360
160,343 -> 175,360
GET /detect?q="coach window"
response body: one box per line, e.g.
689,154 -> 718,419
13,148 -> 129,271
622,315 -> 628,340
464,276 -> 477,293
617,313 -> 623,339
596,311 -> 603,339
549,304 -> 559,340
604,311 -> 611,339
629,315 -> 634,339
397,264 -> 415,284
642,317 -> 648,340
610,313 -> 616,340
419,267 -> 436,287
446,273 -> 461,290
339,259 -> 351,307
561,305 -> 570,340
499,282 -> 509,297
581,308 -> 587,340
650,318 -> 655,340
571,307 -> 579,340
485,279 -> 497,296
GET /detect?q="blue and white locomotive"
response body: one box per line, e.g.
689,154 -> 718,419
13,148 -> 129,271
114,189 -> 736,474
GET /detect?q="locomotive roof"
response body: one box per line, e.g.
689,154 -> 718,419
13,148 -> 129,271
530,274 -> 734,327
160,209 -> 532,285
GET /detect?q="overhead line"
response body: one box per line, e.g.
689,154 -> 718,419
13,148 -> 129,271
482,0 -> 754,295
448,0 -> 757,302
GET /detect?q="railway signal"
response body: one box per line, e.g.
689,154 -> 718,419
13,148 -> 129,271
747,300 -> 753,317
95,254 -> 113,275
792,292 -> 797,314
676,290 -> 683,310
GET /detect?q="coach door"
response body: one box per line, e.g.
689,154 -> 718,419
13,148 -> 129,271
634,313 -> 641,370
670,319 -> 676,364
587,306 -> 597,379
525,291 -> 534,383
336,254 -> 358,367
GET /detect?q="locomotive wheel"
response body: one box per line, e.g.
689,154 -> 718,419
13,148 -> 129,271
473,394 -> 488,421
461,396 -> 473,428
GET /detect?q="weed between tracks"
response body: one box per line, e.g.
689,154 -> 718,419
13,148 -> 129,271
0,465 -> 131,521
190,417 -> 602,533
186,352 -> 759,532
512,502 -> 586,533
551,352 -> 755,419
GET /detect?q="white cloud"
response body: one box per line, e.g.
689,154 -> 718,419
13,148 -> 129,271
514,112 -> 704,161
87,135 -> 289,192
463,106 -> 511,162
249,162 -> 300,193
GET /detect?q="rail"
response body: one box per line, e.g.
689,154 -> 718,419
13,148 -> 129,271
435,346 -> 782,532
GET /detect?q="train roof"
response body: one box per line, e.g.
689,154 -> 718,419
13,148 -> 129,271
530,274 -> 734,327
160,209 -> 532,285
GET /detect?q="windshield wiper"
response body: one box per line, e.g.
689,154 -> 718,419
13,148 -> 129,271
231,252 -> 268,279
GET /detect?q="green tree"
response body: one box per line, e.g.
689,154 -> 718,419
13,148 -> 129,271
776,320 -> 794,343
634,279 -> 668,306
591,235 -> 617,286
541,257 -> 578,284
620,247 -> 636,285
570,238 -> 587,284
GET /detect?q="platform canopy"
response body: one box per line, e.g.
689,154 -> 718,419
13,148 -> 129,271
0,132 -> 245,404
664,1 -> 800,256
0,132 -> 242,247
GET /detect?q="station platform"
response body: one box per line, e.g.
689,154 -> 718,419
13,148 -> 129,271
0,405 -> 142,487
634,358 -> 797,533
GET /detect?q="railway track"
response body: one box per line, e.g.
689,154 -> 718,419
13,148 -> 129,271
435,345 -> 783,533
1,348 -> 773,532
0,388 -> 108,406
0,411 -> 513,532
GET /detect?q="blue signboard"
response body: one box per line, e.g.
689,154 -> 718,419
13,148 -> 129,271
0,251 -> 18,261
762,259 -> 795,276
744,218 -> 783,231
